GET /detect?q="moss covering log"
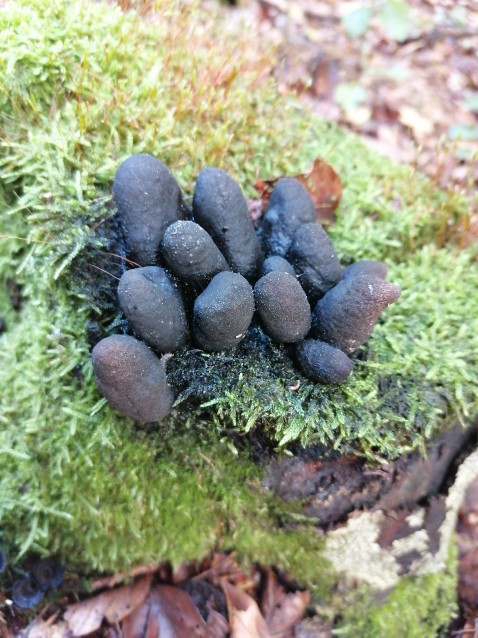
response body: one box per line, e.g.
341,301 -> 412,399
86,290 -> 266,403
0,0 -> 477,634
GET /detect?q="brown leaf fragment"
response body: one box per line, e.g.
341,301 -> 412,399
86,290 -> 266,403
120,602 -> 158,638
246,197 -> 264,224
458,475 -> 478,621
221,579 -> 271,638
194,552 -> 247,589
255,158 -> 342,226
260,568 -> 309,637
64,575 -> 152,636
295,159 -> 342,224
23,618 -> 71,638
91,564 -> 164,591
134,585 -> 209,637
206,609 -> 230,638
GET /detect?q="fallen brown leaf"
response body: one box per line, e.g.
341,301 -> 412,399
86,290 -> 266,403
121,585 -> 209,637
120,602 -> 158,638
64,575 -> 152,636
261,567 -> 310,638
194,552 -> 250,590
221,579 -> 271,638
91,563 -> 163,591
206,608 -> 230,638
255,158 -> 342,225
22,618 -> 71,638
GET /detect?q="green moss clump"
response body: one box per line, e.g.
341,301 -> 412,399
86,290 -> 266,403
0,0 -> 476,605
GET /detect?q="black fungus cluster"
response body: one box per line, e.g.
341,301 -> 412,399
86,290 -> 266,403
0,553 -> 64,609
92,154 -> 401,423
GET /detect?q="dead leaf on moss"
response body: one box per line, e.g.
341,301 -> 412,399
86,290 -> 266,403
221,579 -> 271,638
64,575 -> 152,636
255,158 -> 342,225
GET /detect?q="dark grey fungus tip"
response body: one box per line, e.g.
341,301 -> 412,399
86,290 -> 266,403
254,271 -> 311,343
92,334 -> 174,422
260,255 -> 296,278
161,220 -> 230,289
112,153 -> 186,266
311,274 -> 401,354
343,260 -> 388,281
192,167 -> 264,280
287,222 -> 342,304
117,266 -> 188,353
193,271 -> 255,351
260,177 -> 316,257
296,339 -> 354,384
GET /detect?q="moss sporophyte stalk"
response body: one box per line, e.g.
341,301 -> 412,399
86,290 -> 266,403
0,6 -> 477,635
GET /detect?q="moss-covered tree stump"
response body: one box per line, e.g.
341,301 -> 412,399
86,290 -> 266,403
1,1 -> 477,635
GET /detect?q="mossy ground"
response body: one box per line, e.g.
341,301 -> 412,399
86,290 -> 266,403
0,0 -> 476,631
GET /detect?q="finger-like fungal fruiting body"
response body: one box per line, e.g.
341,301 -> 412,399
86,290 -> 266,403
343,259 -> 388,281
94,155 -> 403,420
92,335 -> 174,422
112,153 -> 186,265
161,220 -> 230,289
311,274 -> 401,354
260,177 -> 316,257
254,272 -> 311,343
287,222 -> 343,304
193,167 -> 264,280
117,266 -> 188,353
296,339 -> 354,384
260,255 -> 296,278
193,271 -> 255,351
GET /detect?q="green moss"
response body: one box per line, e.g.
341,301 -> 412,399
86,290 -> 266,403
337,542 -> 458,637
0,0 -> 476,599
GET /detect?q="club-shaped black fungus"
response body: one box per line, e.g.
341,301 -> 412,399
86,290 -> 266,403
254,272 -> 311,343
31,557 -> 64,591
311,274 -> 401,354
92,335 -> 175,422
287,222 -> 343,304
343,259 -> 388,280
260,177 -> 316,257
296,339 -> 354,384
0,550 -> 6,573
117,266 -> 188,353
11,577 -> 45,609
260,255 -> 296,278
161,220 -> 230,289
193,272 -> 254,351
112,154 -> 186,265
192,167 -> 264,280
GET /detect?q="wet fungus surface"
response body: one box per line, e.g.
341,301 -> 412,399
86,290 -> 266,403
92,154 -> 401,423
